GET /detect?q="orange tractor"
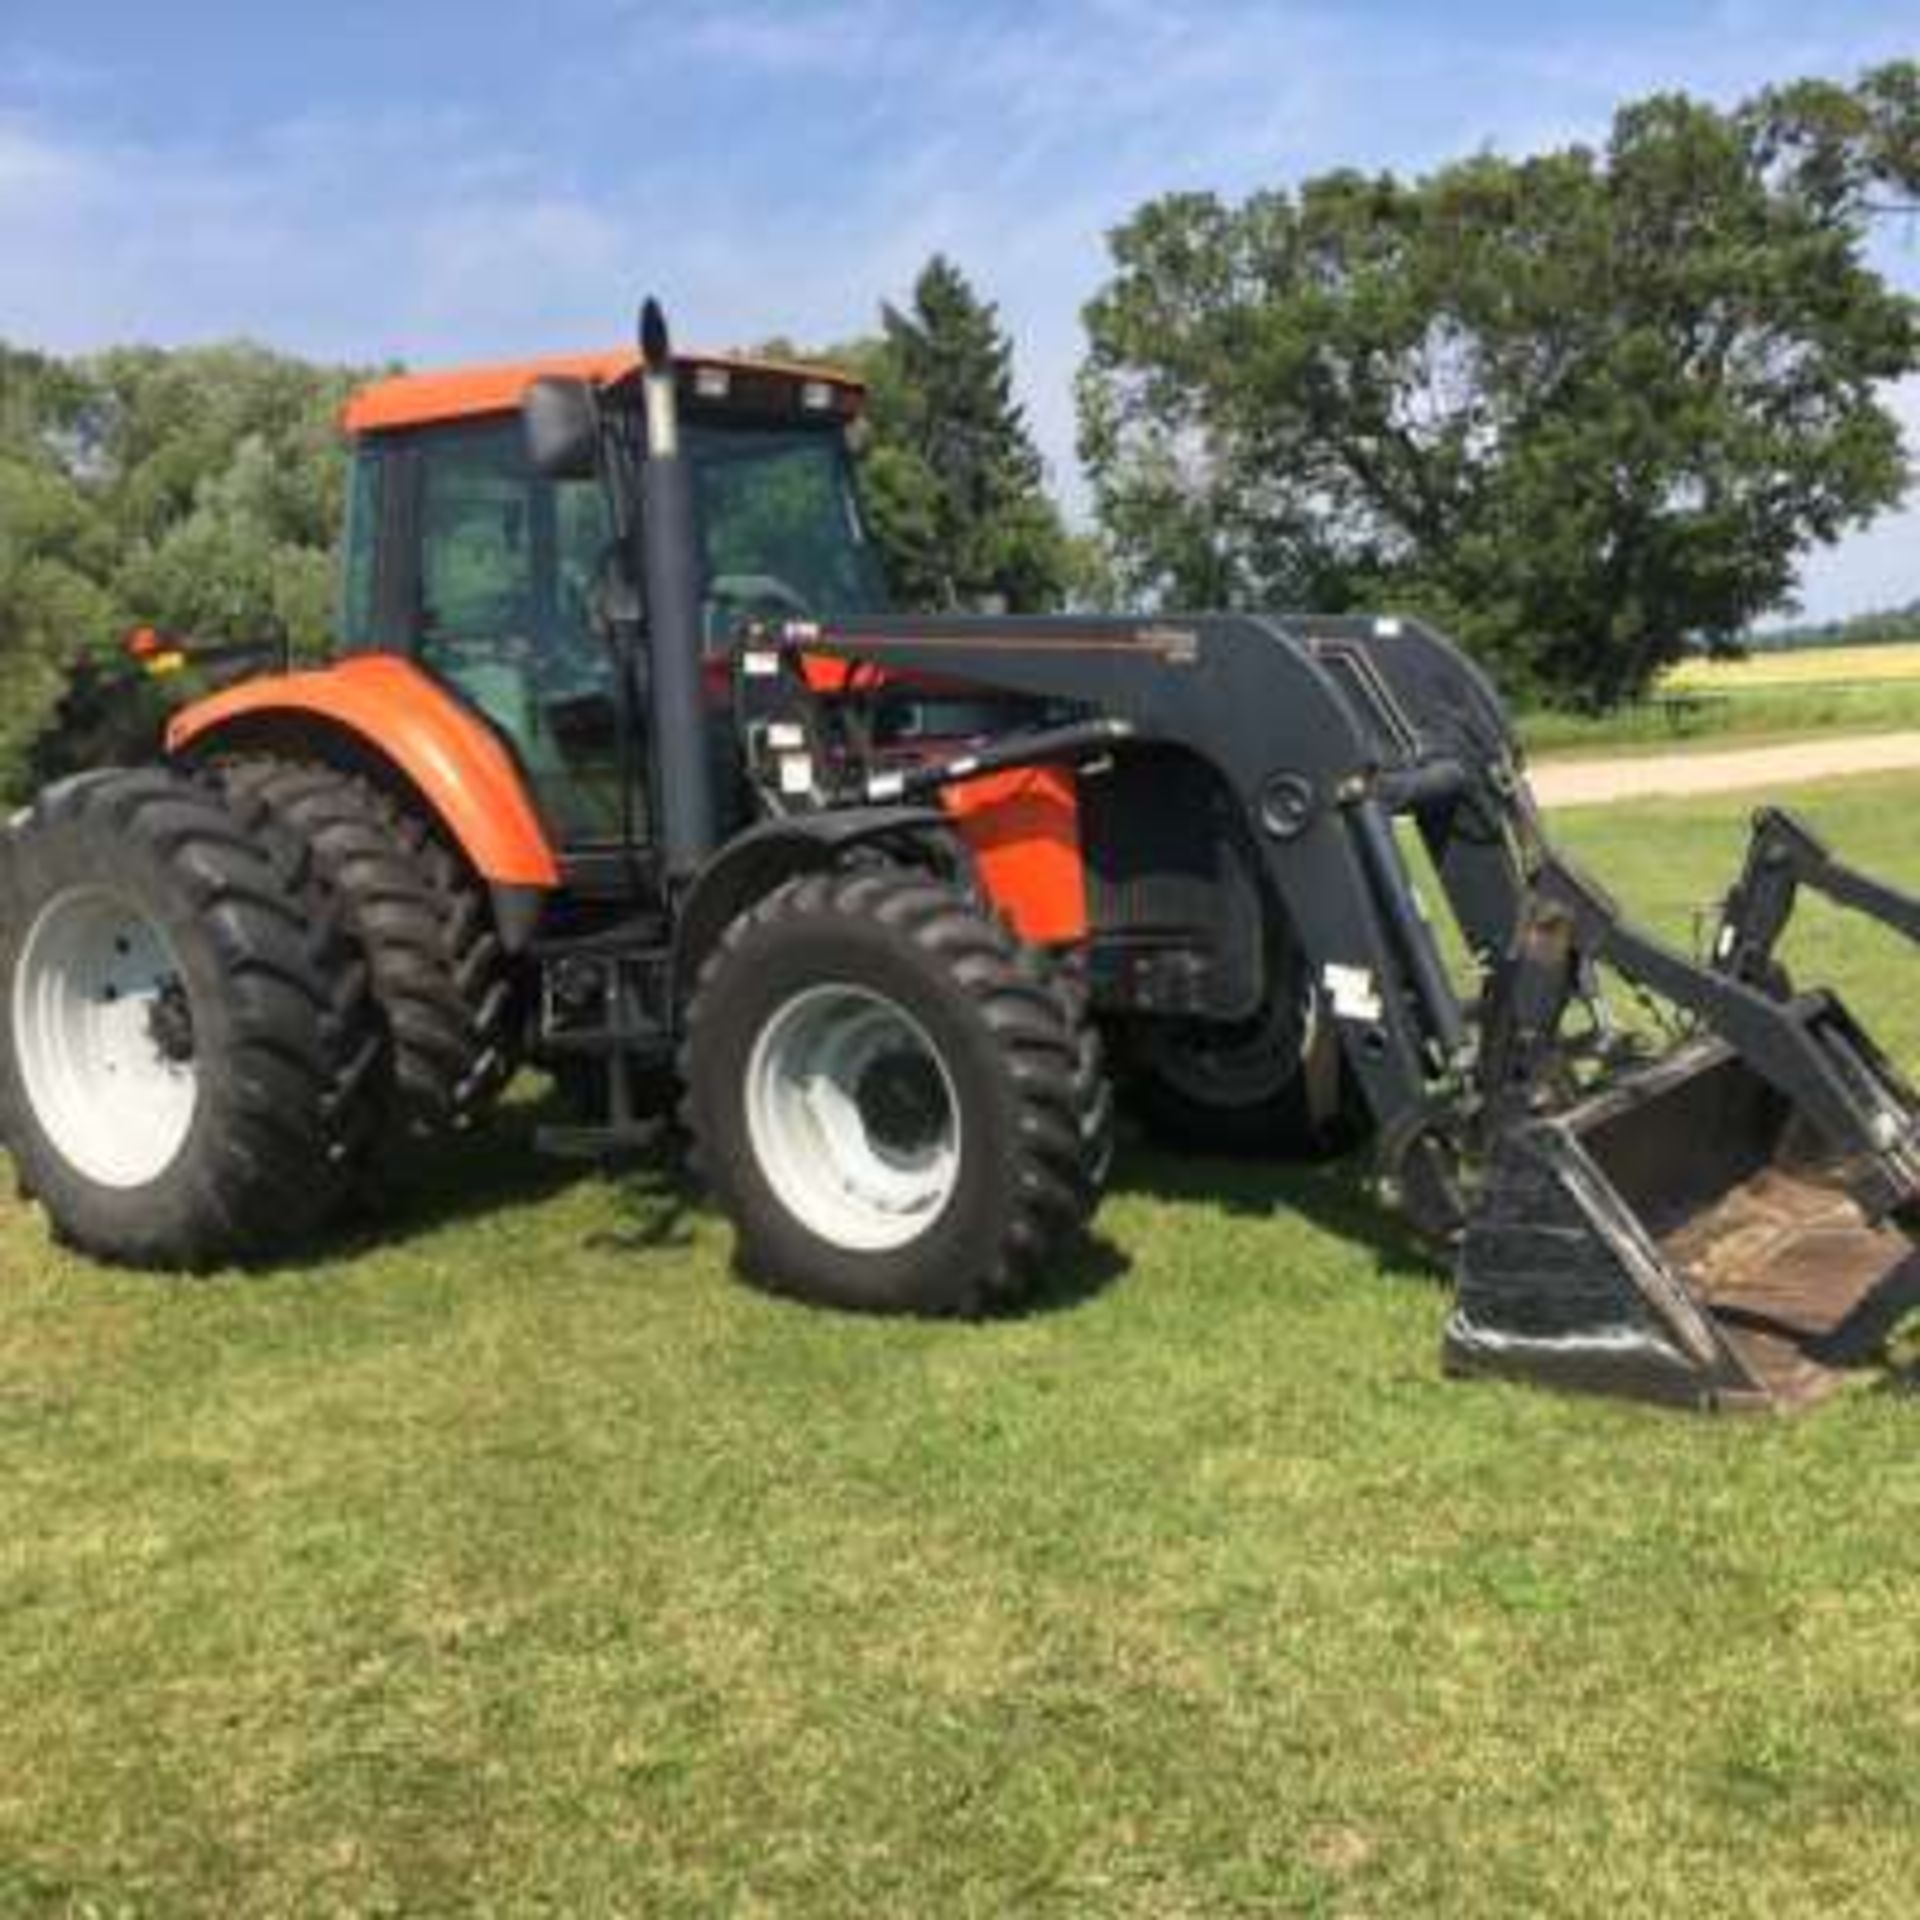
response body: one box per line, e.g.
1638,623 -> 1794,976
6,300 -> 1920,1409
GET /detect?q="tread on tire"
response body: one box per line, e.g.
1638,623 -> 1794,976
681,866 -> 1109,1315
0,766 -> 384,1266
218,759 -> 516,1141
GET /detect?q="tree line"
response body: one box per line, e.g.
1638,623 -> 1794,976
1750,599 -> 1920,653
0,344 -> 364,791
0,59 -> 1914,793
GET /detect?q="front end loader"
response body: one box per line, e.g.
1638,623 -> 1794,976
3,297 -> 1917,1411
759,605 -> 1920,1408
1451,812 -> 1920,1407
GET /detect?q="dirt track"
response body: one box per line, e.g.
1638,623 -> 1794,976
1530,731 -> 1920,809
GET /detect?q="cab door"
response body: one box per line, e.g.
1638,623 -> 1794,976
403,419 -> 634,846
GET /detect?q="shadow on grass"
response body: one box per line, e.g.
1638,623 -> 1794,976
331,1087 -> 596,1251
324,1086 -> 1134,1310
590,1138 -> 1139,1317
1014,1230 -> 1133,1317
594,1156 -> 702,1254
323,1091 -> 1432,1318
1111,1134 -> 1446,1288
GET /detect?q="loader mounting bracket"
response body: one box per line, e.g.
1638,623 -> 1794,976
1718,807 -> 1920,988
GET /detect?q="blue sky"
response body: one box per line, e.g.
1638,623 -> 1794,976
2,0 -> 1915,617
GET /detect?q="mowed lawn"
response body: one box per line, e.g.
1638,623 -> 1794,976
5,780 -> 1920,1916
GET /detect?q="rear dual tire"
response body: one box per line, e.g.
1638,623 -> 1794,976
0,769 -> 383,1266
682,868 -> 1110,1315
216,760 -> 516,1142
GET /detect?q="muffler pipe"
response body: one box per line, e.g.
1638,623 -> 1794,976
637,298 -> 719,883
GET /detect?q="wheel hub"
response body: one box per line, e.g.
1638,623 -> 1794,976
855,1049 -> 949,1159
146,978 -> 197,1065
746,984 -> 961,1252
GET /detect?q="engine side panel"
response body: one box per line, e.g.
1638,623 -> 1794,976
940,765 -> 1087,945
1076,746 -> 1265,1020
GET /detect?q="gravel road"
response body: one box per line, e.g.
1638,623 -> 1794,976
1529,731 -> 1920,809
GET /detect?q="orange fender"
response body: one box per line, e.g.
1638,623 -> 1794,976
167,653 -> 561,889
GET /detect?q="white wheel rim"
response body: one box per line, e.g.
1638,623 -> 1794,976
11,885 -> 200,1188
746,984 -> 961,1252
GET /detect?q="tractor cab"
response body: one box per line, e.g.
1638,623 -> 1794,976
335,349 -> 886,845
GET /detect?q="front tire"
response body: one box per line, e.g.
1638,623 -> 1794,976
682,868 -> 1108,1315
0,768 -> 383,1266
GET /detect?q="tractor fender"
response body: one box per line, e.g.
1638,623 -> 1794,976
167,655 -> 562,932
671,806 -> 957,1003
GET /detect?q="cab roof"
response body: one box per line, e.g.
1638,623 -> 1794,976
340,347 -> 866,436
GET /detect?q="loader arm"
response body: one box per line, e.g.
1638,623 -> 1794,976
797,610 -> 1534,1203
786,611 -> 1920,1409
1481,852 -> 1920,1210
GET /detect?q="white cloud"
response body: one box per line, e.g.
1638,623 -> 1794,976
0,1 -> 1914,617
0,45 -> 110,106
0,119 -> 88,200
670,0 -> 911,75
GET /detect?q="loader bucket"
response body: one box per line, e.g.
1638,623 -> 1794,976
1447,1033 -> 1920,1411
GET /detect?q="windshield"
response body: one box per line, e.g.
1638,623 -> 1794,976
690,424 -> 891,633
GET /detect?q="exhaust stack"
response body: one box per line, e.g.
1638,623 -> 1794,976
637,298 -> 719,882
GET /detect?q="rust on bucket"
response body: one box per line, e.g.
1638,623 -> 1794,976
1449,1036 -> 1920,1411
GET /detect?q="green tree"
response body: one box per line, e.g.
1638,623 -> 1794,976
829,258 -> 1070,612
0,341 -> 369,794
1079,64 -> 1920,707
86,343 -> 363,653
0,349 -> 120,785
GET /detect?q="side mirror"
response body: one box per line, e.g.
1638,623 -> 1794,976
522,375 -> 600,480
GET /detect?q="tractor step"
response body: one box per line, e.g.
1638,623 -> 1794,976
532,924 -> 677,1158
539,1026 -> 674,1059
534,1118 -> 668,1162
528,916 -> 670,962
535,927 -> 673,1062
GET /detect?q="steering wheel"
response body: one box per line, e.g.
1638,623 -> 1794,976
708,572 -> 813,620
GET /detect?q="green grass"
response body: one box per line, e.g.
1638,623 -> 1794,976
1521,677 -> 1920,758
7,777 -> 1920,1915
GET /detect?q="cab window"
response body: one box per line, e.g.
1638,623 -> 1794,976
338,447 -> 383,648
413,423 -> 623,841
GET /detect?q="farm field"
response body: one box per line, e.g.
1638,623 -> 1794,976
1522,638 -> 1920,758
4,776 -> 1920,1915
1666,641 -> 1920,690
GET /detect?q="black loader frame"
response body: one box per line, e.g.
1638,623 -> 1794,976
517,305 -> 1920,1411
